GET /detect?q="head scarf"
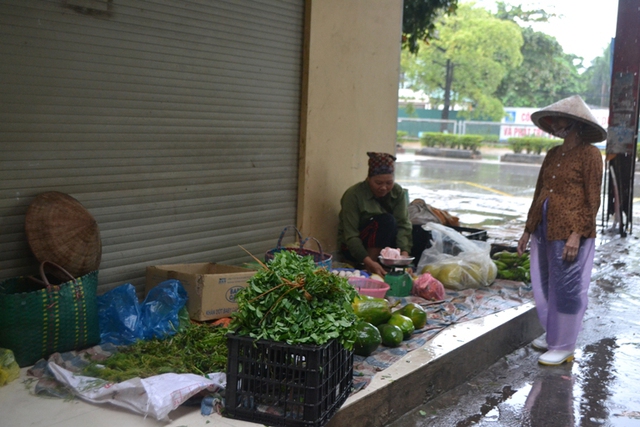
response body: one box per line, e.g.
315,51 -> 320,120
367,152 -> 396,177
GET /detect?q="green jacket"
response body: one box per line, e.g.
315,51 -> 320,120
337,180 -> 412,263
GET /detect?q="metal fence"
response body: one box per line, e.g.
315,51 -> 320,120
397,118 -> 458,137
459,120 -> 503,136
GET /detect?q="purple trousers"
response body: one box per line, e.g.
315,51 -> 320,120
529,200 -> 595,351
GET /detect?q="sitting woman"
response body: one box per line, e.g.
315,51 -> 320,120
337,152 -> 412,276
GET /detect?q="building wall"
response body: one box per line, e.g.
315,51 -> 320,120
298,0 -> 404,255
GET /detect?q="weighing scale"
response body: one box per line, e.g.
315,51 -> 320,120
379,256 -> 415,297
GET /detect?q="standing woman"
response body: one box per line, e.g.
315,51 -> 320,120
338,152 -> 412,277
517,95 -> 606,366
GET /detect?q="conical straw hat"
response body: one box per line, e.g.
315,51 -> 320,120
25,191 -> 101,279
530,95 -> 607,143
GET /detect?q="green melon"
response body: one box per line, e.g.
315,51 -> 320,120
388,312 -> 415,339
377,323 -> 403,347
353,321 -> 382,357
399,303 -> 427,330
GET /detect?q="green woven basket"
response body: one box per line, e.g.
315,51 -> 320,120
0,262 -> 100,367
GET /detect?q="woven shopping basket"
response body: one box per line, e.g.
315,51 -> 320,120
265,225 -> 332,270
0,261 -> 100,367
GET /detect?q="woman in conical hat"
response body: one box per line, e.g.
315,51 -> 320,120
517,95 -> 606,366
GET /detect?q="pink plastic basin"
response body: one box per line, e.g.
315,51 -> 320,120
348,277 -> 390,298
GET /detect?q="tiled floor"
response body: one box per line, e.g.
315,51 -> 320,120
0,303 -> 535,427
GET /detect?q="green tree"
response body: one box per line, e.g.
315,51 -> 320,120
402,3 -> 523,121
580,44 -> 612,108
493,3 -> 584,107
495,27 -> 584,107
402,0 -> 459,54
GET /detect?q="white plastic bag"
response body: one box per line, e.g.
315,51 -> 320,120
48,362 -> 225,421
417,223 -> 497,290
423,222 -> 488,255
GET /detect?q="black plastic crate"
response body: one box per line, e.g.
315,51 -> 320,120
224,334 -> 354,427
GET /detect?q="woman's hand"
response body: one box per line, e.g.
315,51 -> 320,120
363,256 -> 387,277
562,232 -> 581,262
517,231 -> 530,256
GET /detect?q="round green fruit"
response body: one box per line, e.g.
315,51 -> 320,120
399,303 -> 427,330
377,323 -> 403,347
353,321 -> 382,357
388,312 -> 415,339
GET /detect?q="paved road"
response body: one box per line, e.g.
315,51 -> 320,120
388,153 -> 640,427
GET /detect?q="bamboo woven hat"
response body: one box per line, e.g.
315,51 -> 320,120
531,95 -> 607,143
25,191 -> 101,278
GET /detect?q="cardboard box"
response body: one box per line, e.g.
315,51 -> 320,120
146,263 -> 257,321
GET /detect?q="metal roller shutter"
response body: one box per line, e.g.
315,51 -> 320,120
0,0 -> 304,294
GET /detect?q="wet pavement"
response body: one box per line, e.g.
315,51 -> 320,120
387,150 -> 640,427
396,149 -> 640,244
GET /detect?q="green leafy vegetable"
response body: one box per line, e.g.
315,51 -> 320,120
231,251 -> 359,350
83,323 -> 229,382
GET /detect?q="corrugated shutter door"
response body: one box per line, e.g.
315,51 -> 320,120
0,0 -> 304,294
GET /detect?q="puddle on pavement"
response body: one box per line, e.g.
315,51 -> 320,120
449,337 -> 640,427
454,384 -> 533,427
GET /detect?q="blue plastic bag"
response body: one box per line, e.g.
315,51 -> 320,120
140,280 -> 188,340
97,280 -> 188,346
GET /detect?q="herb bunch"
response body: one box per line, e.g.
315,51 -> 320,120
83,322 -> 228,382
231,251 -> 359,350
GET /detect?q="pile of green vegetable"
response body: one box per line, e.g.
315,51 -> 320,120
82,322 -> 229,382
83,251 -> 359,382
231,251 -> 359,350
352,296 -> 427,357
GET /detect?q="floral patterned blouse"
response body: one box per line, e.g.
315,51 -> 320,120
524,143 -> 603,240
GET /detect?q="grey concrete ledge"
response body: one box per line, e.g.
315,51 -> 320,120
416,147 -> 481,159
500,153 -> 544,164
328,302 -> 542,427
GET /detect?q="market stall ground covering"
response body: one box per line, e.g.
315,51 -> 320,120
0,278 -> 539,427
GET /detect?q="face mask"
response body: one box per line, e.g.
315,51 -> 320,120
555,122 -> 574,138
